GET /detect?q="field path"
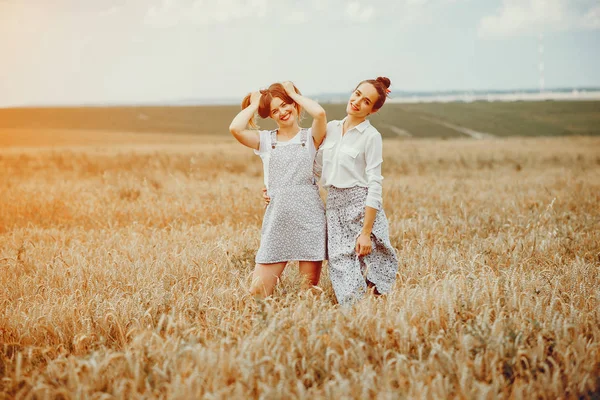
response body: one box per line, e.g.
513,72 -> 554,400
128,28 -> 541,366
380,123 -> 413,137
420,116 -> 496,139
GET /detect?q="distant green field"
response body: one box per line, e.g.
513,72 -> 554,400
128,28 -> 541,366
1,101 -> 599,138
391,101 -> 600,137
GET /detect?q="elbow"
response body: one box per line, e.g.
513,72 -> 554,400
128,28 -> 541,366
368,179 -> 383,193
229,124 -> 240,136
315,108 -> 326,120
367,174 -> 383,193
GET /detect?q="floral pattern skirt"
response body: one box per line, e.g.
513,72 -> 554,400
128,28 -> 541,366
326,186 -> 398,306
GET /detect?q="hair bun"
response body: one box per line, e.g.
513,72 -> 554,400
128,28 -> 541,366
376,77 -> 391,88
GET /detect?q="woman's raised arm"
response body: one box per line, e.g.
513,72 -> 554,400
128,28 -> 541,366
228,91 -> 262,150
282,81 -> 327,148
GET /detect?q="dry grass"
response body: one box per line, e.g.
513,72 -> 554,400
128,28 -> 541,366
1,130 -> 599,399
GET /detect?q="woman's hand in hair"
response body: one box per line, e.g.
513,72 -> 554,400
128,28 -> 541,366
250,91 -> 262,105
280,81 -> 327,147
281,81 -> 297,97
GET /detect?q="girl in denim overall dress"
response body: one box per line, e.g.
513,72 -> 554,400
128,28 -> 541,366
229,81 -> 327,298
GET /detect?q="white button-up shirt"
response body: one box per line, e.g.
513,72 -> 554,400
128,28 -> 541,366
318,118 -> 384,210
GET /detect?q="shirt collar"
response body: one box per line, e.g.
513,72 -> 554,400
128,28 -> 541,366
337,117 -> 371,134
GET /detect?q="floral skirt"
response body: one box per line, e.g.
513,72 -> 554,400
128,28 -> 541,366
326,186 -> 398,306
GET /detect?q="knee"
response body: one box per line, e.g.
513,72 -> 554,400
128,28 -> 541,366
249,278 -> 266,299
306,273 -> 320,286
250,287 -> 265,299
302,268 -> 322,286
250,274 -> 277,299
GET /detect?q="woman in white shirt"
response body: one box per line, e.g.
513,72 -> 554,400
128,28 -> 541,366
229,82 -> 327,299
264,77 -> 399,306
319,77 -> 398,306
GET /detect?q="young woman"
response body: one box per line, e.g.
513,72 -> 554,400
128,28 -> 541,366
320,77 -> 398,306
229,82 -> 328,299
264,77 -> 398,306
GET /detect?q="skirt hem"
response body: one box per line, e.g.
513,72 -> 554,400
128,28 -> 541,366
255,257 -> 326,264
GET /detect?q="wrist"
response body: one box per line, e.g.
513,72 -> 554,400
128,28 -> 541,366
360,230 -> 371,237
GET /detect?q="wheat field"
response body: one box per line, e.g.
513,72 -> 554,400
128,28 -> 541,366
1,130 -> 599,399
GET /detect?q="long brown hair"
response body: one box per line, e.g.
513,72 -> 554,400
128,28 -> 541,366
241,83 -> 302,128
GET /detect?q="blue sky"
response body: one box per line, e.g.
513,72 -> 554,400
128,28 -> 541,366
0,0 -> 599,106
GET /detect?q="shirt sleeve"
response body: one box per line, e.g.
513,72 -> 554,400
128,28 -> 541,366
364,129 -> 384,210
253,130 -> 270,156
313,148 -> 323,182
306,127 -> 317,159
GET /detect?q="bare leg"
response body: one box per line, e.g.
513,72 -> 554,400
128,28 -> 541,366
298,261 -> 322,290
250,262 -> 287,299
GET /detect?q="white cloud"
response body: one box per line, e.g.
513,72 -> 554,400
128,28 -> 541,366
340,0 -> 466,25
141,0 -> 465,28
345,1 -> 375,23
144,0 -> 268,27
581,5 -> 600,29
478,0 -> 600,38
